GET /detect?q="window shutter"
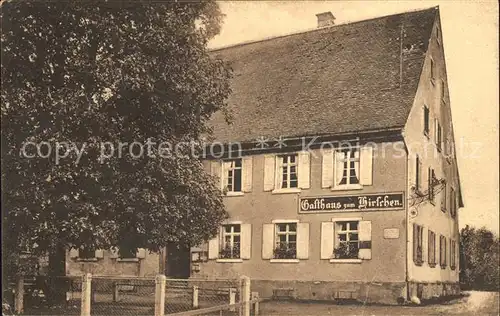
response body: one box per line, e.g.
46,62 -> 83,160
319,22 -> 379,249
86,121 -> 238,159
358,221 -> 372,260
110,248 -> 119,259
413,224 -> 418,263
320,222 -> 334,259
297,223 -> 309,259
441,182 -> 447,211
322,149 -> 334,188
208,233 -> 220,260
95,249 -> 104,259
262,224 -> 274,259
69,248 -> 79,259
240,224 -> 252,259
136,248 -> 146,259
210,161 -> 222,191
242,157 -> 253,192
298,151 -> 310,189
263,155 -> 275,191
360,146 -> 373,185
334,151 -> 344,186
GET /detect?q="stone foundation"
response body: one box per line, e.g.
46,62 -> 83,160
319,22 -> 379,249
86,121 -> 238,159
250,280 -> 408,305
408,281 -> 461,301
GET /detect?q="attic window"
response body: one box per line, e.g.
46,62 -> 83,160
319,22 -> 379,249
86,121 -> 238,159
430,58 -> 436,85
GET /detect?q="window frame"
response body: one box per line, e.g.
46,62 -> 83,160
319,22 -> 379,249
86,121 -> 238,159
428,168 -> 436,204
440,79 -> 446,102
430,57 -> 436,85
273,222 -> 297,260
277,154 -> 299,190
333,220 -> 360,260
219,224 -> 241,260
333,148 -> 362,190
450,187 -> 457,218
222,158 -> 243,194
423,105 -> 430,137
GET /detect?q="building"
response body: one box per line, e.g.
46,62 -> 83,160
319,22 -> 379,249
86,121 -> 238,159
66,6 -> 463,304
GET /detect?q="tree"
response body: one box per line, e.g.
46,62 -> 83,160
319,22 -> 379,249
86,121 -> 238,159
460,225 -> 500,291
1,0 -> 231,290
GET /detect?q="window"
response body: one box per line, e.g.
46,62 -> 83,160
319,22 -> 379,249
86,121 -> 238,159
450,188 -> 457,218
424,106 -> 430,136
428,230 -> 437,267
430,58 -> 435,83
413,224 -> 424,265
278,154 -> 298,189
223,159 -> 242,192
336,149 -> 360,187
274,223 -> 297,259
436,26 -> 441,44
435,119 -> 442,151
428,168 -> 436,203
220,224 -> 241,259
441,182 -> 447,212
440,235 -> 447,268
334,221 -> 359,259
415,155 -> 422,192
441,80 -> 446,101
450,240 -> 457,270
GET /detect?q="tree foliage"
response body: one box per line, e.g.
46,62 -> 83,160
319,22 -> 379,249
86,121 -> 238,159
1,0 -> 231,272
460,225 -> 500,291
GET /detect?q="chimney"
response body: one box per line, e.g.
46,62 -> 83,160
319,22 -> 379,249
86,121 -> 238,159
316,12 -> 336,28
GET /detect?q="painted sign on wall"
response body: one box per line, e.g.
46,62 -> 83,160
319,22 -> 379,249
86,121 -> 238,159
299,192 -> 404,213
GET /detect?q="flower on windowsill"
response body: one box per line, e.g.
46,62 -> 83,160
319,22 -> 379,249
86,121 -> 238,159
333,243 -> 359,259
219,243 -> 240,259
273,242 -> 296,259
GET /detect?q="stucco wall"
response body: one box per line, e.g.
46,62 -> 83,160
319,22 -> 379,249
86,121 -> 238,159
66,250 -> 159,277
196,143 -> 408,284
403,13 -> 460,284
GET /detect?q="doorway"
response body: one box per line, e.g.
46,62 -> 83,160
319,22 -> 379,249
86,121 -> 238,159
165,243 -> 191,279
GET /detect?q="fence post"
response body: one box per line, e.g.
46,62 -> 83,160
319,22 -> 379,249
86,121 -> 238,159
113,281 -> 119,302
154,274 -> 166,316
252,292 -> 260,316
239,276 -> 251,316
81,273 -> 92,316
229,288 -> 237,312
192,285 -> 199,308
14,275 -> 24,314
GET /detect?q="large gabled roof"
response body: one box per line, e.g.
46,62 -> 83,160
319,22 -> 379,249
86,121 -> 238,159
208,7 -> 438,143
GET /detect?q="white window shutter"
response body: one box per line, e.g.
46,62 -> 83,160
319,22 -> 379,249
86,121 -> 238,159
358,221 -> 372,260
334,151 -> 344,186
240,224 -> 252,259
297,223 -> 310,259
360,147 -> 373,186
242,157 -> 253,193
136,248 -> 146,259
262,224 -> 274,259
263,155 -> 275,191
210,161 -> 222,190
208,234 -> 220,260
69,248 -> 79,259
322,149 -> 334,188
298,151 -> 310,189
95,249 -> 104,259
110,248 -> 119,259
321,222 -> 334,259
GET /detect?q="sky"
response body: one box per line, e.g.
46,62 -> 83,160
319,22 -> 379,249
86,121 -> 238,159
209,1 -> 499,234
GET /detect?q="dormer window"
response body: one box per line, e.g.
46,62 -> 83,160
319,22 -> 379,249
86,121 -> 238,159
436,26 -> 441,45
